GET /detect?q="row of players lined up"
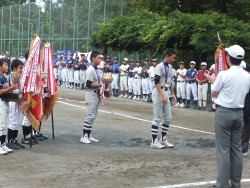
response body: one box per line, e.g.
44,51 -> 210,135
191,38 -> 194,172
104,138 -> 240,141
52,54 -> 218,111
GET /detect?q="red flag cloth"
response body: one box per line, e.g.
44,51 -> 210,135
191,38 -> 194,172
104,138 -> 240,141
214,45 -> 227,76
41,43 -> 58,119
21,34 -> 43,132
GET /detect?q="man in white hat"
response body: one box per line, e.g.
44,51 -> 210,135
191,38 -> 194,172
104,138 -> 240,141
97,55 -> 105,80
207,45 -> 250,188
119,58 -> 129,97
195,62 -> 209,110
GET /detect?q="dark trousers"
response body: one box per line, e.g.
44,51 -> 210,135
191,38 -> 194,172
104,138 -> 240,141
215,106 -> 243,188
241,115 -> 250,153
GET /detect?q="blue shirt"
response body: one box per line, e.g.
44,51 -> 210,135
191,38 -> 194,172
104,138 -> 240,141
185,69 -> 197,79
68,58 -> 75,69
63,57 -> 68,63
53,59 -> 58,67
0,75 -> 8,99
128,66 -> 134,77
112,63 -> 120,74
104,61 -> 113,73
74,60 -> 80,70
142,66 -> 150,78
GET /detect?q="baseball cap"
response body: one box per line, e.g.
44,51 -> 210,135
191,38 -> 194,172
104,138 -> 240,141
59,56 -> 63,59
6,52 -> 9,54
136,60 -> 141,63
179,61 -> 184,64
144,58 -> 149,62
190,61 -> 196,65
130,59 -> 134,62
123,58 -> 128,61
100,55 -> 104,58
225,45 -> 245,59
152,59 -> 157,62
114,57 -> 118,60
106,56 -> 111,59
201,62 -> 207,66
240,60 -> 246,68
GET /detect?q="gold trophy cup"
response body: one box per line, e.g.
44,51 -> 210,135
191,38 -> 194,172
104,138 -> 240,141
5,72 -> 24,102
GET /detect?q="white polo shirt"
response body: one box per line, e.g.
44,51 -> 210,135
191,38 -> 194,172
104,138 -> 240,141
213,66 -> 250,108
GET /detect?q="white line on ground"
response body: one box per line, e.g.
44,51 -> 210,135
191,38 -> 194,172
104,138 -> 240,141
147,179 -> 250,188
58,100 -> 214,135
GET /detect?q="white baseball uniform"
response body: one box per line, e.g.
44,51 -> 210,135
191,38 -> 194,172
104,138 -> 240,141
148,66 -> 156,94
168,68 -> 176,97
141,66 -> 150,95
133,67 -> 142,96
120,64 -> 129,91
175,68 -> 187,99
128,66 -> 135,93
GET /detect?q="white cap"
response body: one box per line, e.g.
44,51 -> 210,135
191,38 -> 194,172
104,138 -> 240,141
201,62 -> 207,66
6,52 -> 8,54
100,55 -> 104,58
225,45 -> 245,59
123,58 -> 128,61
190,61 -> 196,65
240,60 -> 246,69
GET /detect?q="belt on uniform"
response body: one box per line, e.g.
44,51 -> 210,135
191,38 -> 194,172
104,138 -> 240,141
134,77 -> 141,79
142,77 -> 149,79
129,76 -> 134,78
112,73 -> 118,74
80,69 -> 86,71
177,81 -> 185,82
86,89 -> 100,94
74,69 -> 80,71
199,82 -> 208,85
216,104 -> 242,110
188,81 -> 195,84
121,75 -> 127,77
153,86 -> 168,91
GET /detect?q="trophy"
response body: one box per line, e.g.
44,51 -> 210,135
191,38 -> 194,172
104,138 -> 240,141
102,74 -> 113,98
5,72 -> 24,102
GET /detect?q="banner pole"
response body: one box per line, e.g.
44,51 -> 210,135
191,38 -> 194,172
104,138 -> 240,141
51,110 -> 55,140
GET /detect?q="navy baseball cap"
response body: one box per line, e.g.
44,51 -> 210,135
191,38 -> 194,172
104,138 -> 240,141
106,56 -> 111,59
179,61 -> 184,64
59,56 -> 63,59
130,59 -> 134,62
114,57 -> 118,60
136,60 -> 141,63
144,58 -> 149,62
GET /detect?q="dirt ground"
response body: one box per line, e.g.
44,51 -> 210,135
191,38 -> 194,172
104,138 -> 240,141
2,87 -> 250,188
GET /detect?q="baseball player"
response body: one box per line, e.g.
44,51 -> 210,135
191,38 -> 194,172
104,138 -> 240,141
67,53 -> 75,89
208,63 -> 216,112
104,56 -> 113,74
196,62 -> 209,110
80,54 -> 88,89
127,59 -> 135,99
133,60 -> 142,101
174,61 -> 187,107
6,59 -> 25,149
119,58 -> 129,97
141,58 -> 150,101
110,57 -> 120,97
168,67 -> 176,103
73,57 -> 80,89
184,61 -> 198,108
61,56 -> 69,87
97,55 -> 105,80
147,59 -> 157,102
150,49 -> 177,149
80,51 -> 103,144
56,56 -> 63,86
53,54 -> 58,83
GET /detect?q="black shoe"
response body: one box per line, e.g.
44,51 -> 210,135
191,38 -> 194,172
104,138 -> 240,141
32,137 -> 39,144
34,135 -> 44,141
21,138 -> 35,145
14,139 -> 25,148
6,142 -> 20,149
184,105 -> 189,108
38,134 -> 48,140
208,108 -> 216,112
209,185 -> 216,188
147,99 -> 152,102
196,106 -> 202,110
202,107 -> 206,111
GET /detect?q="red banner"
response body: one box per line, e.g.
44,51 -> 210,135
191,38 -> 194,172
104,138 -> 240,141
214,45 -> 227,76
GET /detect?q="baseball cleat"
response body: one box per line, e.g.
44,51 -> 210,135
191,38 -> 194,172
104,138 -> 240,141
124,94 -> 128,98
196,106 -> 202,110
88,136 -> 99,142
119,94 -> 124,98
180,103 -> 185,108
1,143 -> 13,153
6,142 -> 20,149
174,102 -> 180,107
14,139 -> 25,148
208,108 -> 216,112
242,152 -> 248,156
128,95 -> 132,99
160,139 -> 174,148
136,97 -> 140,101
0,146 -> 7,155
133,96 -> 137,100
80,135 -> 91,144
150,141 -> 166,149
